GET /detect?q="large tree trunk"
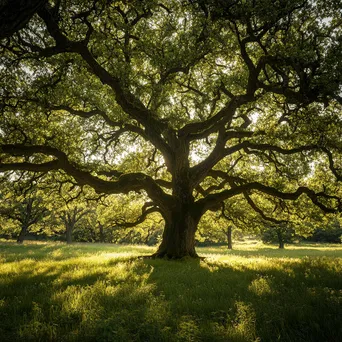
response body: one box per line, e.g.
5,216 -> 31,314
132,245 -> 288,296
153,140 -> 201,258
17,225 -> 28,243
154,210 -> 199,258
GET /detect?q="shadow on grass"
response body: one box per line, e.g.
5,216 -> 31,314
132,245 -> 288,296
145,257 -> 342,342
199,245 -> 342,259
0,244 -> 341,341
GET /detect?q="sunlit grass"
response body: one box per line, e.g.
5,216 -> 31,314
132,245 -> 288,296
0,241 -> 341,341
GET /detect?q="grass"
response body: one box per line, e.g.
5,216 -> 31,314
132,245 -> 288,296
0,241 -> 341,341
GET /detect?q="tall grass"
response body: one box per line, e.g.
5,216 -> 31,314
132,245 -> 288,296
0,241 -> 341,341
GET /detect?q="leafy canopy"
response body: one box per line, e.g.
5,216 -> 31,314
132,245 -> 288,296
0,0 -> 342,238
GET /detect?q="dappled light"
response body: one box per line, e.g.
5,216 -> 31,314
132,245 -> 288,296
1,242 -> 341,341
1,0 -> 342,340
1,0 -> 342,258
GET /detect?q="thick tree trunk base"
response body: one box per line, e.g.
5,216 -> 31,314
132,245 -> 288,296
151,248 -> 199,259
153,204 -> 200,259
139,254 -> 205,262
154,226 -> 198,259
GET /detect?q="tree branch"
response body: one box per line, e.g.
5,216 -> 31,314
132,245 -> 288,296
114,205 -> 159,229
243,192 -> 288,224
197,181 -> 341,214
0,0 -> 48,39
322,147 -> 342,181
0,144 -> 174,211
37,5 -> 174,162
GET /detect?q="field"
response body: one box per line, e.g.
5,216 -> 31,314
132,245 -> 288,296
0,241 -> 341,341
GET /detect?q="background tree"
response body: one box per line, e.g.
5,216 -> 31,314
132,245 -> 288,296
59,205 -> 90,244
1,0 -> 342,257
303,216 -> 342,243
46,176 -> 99,243
0,184 -> 49,243
101,193 -> 164,244
261,223 -> 295,249
197,199 -> 250,249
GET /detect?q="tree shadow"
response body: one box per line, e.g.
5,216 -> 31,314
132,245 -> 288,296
0,252 -> 173,341
144,257 -> 342,342
199,245 -> 342,259
0,246 -> 341,341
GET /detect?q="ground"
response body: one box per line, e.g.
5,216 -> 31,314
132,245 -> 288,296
0,240 -> 341,341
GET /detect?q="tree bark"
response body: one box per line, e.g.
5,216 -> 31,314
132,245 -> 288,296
17,225 -> 28,243
66,225 -> 73,244
227,225 -> 233,250
152,139 -> 201,258
154,210 -> 199,258
98,222 -> 105,243
276,229 -> 285,249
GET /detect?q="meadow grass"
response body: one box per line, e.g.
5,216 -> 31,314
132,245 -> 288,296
0,241 -> 341,341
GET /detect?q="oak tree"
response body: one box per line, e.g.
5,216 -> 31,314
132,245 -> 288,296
1,0 -> 342,257
0,186 -> 49,243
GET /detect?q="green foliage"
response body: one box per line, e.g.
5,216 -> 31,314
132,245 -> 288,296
306,219 -> 342,243
0,0 -> 342,256
309,228 -> 342,243
0,181 -> 51,241
261,225 -> 295,245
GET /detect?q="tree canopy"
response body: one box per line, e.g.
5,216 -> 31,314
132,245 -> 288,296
1,0 -> 342,257
0,0 -> 48,40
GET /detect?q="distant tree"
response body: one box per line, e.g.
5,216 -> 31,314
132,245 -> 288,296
224,225 -> 234,250
0,190 -> 49,243
59,205 -> 91,244
197,205 -> 245,249
96,220 -> 106,243
261,223 -> 295,249
306,218 -> 342,243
